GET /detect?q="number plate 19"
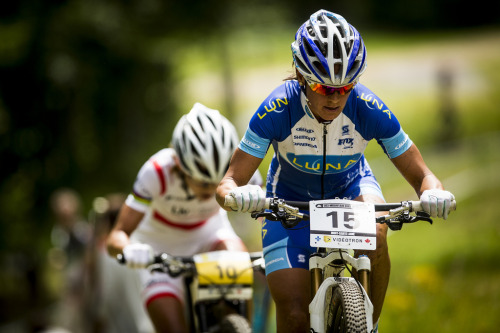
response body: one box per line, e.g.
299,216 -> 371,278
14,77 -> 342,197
309,199 -> 376,250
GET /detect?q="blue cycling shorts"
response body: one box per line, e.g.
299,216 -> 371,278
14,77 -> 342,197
261,172 -> 384,275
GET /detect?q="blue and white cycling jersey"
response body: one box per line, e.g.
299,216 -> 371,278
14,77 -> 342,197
239,80 -> 413,201
240,80 -> 413,274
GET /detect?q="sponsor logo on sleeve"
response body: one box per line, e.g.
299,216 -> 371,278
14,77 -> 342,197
242,137 -> 261,149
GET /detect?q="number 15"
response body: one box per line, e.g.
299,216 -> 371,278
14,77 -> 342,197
326,211 -> 360,229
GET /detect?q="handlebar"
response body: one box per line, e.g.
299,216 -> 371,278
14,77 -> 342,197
224,195 -> 457,231
117,251 -> 265,277
224,196 -> 456,213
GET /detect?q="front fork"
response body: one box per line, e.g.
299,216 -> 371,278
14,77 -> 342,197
310,251 -> 371,297
309,251 -> 373,332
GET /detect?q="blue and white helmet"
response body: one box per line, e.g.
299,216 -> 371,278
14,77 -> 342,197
291,10 -> 367,87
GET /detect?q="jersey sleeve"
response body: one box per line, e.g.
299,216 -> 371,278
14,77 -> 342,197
126,155 -> 164,213
378,128 -> 413,158
239,126 -> 271,159
239,83 -> 293,158
351,84 -> 413,158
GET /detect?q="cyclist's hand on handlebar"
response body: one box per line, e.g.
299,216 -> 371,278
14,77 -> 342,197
228,185 -> 266,212
420,189 -> 455,220
123,243 -> 154,268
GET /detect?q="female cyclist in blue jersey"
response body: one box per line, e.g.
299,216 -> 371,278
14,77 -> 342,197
216,9 -> 455,332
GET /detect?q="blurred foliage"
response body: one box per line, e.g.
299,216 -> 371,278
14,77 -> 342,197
0,0 -> 498,326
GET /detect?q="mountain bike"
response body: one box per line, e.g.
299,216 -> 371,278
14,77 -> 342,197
118,250 -> 264,333
225,196 -> 456,333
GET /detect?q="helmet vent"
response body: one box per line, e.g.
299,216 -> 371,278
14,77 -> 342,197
181,132 -> 187,151
295,57 -> 311,75
306,26 -> 315,37
319,26 -> 328,39
190,142 -> 199,157
194,160 -> 210,178
196,114 -> 204,129
176,144 -> 188,170
206,114 -> 216,128
190,124 -> 205,149
312,61 -> 328,76
337,24 -> 346,40
314,40 -> 325,56
333,36 -> 341,59
348,26 -> 354,51
303,38 -> 316,57
212,137 -> 220,171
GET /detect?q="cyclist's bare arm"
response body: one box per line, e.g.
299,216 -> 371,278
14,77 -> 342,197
106,204 -> 145,257
391,144 -> 444,196
216,148 -> 263,210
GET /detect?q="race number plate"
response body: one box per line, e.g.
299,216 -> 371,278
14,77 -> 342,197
193,251 -> 253,285
309,199 -> 376,250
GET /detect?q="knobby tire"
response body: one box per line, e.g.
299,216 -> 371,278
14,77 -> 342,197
325,281 -> 368,333
217,313 -> 252,333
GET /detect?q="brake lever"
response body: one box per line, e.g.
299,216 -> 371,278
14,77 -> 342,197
251,211 -> 280,221
415,211 -> 433,225
377,207 -> 434,231
251,211 -> 308,229
386,220 -> 403,231
148,263 -> 166,274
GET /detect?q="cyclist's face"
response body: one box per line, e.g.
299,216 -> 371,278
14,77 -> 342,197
185,175 -> 218,201
298,73 -> 352,123
174,155 -> 218,201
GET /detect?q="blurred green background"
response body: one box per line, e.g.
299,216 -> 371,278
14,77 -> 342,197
1,0 -> 499,332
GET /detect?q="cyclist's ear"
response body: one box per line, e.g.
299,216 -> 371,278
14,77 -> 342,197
296,70 -> 306,86
172,154 -> 186,176
172,153 -> 181,168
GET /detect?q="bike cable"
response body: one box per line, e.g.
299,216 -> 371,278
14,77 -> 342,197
338,250 -> 366,301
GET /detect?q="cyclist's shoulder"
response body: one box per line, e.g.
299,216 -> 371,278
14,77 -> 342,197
133,149 -> 178,199
137,148 -> 176,179
251,80 -> 303,136
256,80 -> 301,114
346,83 -> 401,136
349,83 -> 392,116
147,148 -> 176,167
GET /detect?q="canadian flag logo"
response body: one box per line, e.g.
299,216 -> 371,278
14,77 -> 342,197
365,239 -> 370,243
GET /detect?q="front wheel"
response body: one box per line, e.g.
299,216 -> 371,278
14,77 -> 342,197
325,281 -> 368,333
217,313 -> 252,333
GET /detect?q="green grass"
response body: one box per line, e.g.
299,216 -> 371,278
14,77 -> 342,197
382,186 -> 500,333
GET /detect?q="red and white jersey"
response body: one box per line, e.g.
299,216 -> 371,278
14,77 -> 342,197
125,148 -> 262,255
